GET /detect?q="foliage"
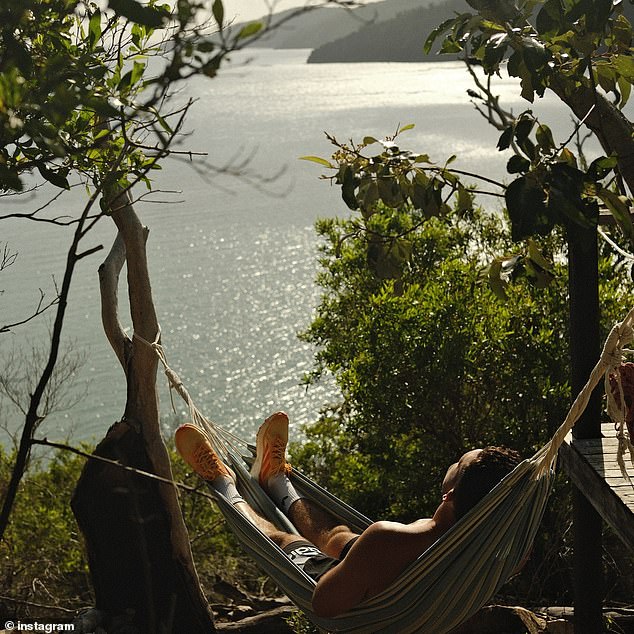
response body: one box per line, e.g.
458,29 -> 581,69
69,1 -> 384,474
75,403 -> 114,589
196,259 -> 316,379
425,0 -> 634,252
0,0 -> 267,194
0,446 -> 92,619
297,0 -> 634,609
305,0 -> 634,295
293,203 -> 633,603
0,444 -> 275,620
303,127 -> 574,297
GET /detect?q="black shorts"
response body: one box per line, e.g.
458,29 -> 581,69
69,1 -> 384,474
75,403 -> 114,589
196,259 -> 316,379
283,537 -> 359,582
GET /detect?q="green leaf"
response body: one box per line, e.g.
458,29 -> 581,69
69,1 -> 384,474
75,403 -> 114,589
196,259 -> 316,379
341,165 -> 358,210
487,258 -> 508,300
152,107 -> 173,134
197,40 -> 216,53
514,114 -> 535,144
38,165 -> 70,190
483,33 -> 508,71
424,17 -> 456,54
613,14 -> 633,49
300,155 -> 334,168
440,39 -> 463,54
614,54 -> 634,82
524,255 -> 555,288
363,136 -> 379,145
507,154 -> 530,174
398,123 -> 415,133
527,238 -> 555,274
535,124 -> 555,152
378,175 -> 401,208
238,21 -> 263,39
588,155 -> 617,180
505,175 -> 552,241
361,180 -> 379,209
89,9 -> 102,49
84,97 -> 121,117
118,69 -> 134,90
497,126 -> 513,151
456,185 -> 474,213
599,188 -> 634,241
536,0 -> 565,35
410,182 -> 427,209
213,0 -> 224,27
559,147 -> 577,167
0,164 -> 24,192
109,0 -> 167,28
618,75 -> 631,108
595,63 -> 616,94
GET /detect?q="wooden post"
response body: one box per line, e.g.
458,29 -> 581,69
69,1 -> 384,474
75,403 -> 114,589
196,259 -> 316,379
567,221 -> 604,634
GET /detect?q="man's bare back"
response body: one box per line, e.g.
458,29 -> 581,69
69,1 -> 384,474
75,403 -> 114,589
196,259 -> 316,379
312,451 -> 477,617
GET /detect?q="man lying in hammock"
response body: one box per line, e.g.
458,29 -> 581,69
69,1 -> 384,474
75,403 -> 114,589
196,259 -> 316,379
175,412 -> 520,618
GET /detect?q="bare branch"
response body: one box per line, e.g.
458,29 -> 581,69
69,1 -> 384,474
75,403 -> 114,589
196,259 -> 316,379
0,338 -> 86,421
0,593 -> 76,615
465,60 -> 516,132
33,437 -> 218,503
0,289 -> 60,334
1,242 -> 17,271
76,244 -> 105,260
99,231 -> 131,370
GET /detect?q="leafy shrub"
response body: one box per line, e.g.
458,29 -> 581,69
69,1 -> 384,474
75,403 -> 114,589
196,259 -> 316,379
293,204 -> 634,604
0,447 -> 92,620
0,443 -> 277,621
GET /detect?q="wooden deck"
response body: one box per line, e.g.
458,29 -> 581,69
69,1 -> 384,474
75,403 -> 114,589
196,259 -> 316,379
559,422 -> 634,551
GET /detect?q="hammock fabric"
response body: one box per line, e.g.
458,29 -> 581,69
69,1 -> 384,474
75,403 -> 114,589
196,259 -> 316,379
136,307 -> 634,634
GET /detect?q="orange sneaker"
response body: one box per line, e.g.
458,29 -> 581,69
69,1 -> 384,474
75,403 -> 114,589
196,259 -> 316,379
175,424 -> 234,482
250,411 -> 292,487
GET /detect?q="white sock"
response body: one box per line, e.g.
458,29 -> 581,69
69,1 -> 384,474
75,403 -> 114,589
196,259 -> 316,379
267,474 -> 304,515
212,475 -> 244,506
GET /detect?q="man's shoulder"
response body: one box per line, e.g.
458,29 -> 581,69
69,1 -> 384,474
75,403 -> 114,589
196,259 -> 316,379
363,519 -> 431,541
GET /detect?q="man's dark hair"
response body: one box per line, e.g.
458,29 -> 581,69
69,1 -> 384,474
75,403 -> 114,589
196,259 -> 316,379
453,446 -> 522,519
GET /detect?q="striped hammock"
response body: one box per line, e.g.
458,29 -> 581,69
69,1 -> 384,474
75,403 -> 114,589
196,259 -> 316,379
137,307 -> 634,634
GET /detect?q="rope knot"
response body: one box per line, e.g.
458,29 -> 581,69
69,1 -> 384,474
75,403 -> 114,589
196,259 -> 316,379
602,348 -> 623,371
618,323 -> 634,347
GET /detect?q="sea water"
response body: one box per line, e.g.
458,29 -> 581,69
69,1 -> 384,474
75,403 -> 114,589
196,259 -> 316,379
0,49 -> 582,447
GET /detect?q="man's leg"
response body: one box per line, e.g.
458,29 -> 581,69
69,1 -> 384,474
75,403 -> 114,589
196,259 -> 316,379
175,423 -> 302,550
175,421 -> 359,584
287,499 -> 359,559
251,412 -> 360,559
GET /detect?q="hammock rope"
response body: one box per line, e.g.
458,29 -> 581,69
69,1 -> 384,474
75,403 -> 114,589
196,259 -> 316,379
132,306 -> 634,633
532,304 -> 634,479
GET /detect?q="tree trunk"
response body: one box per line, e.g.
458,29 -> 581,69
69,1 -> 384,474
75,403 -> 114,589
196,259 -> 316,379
71,189 -> 215,633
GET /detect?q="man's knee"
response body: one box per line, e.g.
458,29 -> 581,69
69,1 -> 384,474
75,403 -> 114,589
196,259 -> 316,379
270,531 -> 304,550
323,525 -> 358,558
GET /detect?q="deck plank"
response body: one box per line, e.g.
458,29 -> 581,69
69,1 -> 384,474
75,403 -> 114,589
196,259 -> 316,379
559,423 -> 634,551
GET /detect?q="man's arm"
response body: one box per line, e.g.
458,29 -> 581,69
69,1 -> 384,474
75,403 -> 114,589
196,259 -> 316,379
311,518 -> 441,618
311,526 -> 378,618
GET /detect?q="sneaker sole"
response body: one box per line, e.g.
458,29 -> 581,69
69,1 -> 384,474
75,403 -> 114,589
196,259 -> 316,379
250,411 -> 289,485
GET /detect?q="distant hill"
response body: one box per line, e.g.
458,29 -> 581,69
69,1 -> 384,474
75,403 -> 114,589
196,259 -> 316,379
229,0 -> 436,50
306,0 -> 634,63
307,0 -> 466,62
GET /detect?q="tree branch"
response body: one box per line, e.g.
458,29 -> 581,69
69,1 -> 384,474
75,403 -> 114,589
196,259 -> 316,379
0,289 -> 59,334
99,231 -> 131,370
33,437 -> 217,502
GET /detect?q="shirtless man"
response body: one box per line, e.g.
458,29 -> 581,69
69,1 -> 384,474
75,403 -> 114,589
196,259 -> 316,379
175,412 -> 520,618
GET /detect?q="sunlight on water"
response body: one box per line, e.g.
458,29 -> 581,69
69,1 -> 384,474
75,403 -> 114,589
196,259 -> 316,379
1,50 -> 593,447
